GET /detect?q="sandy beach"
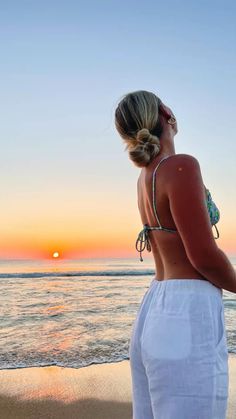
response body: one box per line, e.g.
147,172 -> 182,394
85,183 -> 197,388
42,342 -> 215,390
0,355 -> 235,419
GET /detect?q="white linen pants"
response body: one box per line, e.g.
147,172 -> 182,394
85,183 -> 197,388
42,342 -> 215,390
129,278 -> 229,419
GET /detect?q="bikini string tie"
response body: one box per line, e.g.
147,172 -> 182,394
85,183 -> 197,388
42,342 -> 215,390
213,224 -> 219,239
135,224 -> 151,262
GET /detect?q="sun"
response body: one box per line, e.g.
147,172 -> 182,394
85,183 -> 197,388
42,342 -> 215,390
52,252 -> 60,259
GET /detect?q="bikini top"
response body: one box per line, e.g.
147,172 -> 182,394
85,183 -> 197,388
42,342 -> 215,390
136,155 -> 220,262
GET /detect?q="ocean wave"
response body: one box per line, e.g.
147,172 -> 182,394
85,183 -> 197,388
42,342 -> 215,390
0,269 -> 154,279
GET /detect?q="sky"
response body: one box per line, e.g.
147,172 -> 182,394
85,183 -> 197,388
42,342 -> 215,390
0,0 -> 235,259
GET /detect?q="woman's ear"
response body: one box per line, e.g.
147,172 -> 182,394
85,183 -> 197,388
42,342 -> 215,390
158,102 -> 178,136
159,102 -> 172,120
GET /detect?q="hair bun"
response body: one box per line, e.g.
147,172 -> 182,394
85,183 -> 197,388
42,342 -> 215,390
136,128 -> 159,146
136,128 -> 151,144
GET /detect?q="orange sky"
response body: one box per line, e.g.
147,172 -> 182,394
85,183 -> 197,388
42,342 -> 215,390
0,198 -> 235,260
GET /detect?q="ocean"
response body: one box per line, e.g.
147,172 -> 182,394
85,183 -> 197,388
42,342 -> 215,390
0,257 -> 235,370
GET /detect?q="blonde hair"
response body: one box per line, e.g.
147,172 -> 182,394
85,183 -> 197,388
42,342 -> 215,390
115,90 -> 162,167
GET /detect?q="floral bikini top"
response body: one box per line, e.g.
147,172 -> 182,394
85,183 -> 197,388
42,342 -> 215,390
136,155 -> 220,262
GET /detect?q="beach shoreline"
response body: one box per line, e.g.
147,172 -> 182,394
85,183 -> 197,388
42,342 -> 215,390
0,354 -> 235,418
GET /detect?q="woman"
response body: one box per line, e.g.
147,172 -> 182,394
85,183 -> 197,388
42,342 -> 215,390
114,90 -> 236,419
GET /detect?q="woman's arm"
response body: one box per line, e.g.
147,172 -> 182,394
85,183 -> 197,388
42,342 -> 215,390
165,154 -> 236,293
194,247 -> 236,293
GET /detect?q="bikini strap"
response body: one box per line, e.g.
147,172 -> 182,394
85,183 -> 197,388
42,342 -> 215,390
152,155 -> 171,227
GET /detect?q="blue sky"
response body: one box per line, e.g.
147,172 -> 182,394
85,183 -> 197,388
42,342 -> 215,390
0,1 -> 235,258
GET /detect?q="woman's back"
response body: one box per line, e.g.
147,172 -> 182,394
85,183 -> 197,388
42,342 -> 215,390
137,153 -> 215,281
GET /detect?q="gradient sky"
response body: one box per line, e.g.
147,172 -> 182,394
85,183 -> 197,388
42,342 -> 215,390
0,0 -> 235,259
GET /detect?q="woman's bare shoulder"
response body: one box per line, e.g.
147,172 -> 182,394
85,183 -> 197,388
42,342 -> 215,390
161,153 -> 201,180
166,153 -> 199,165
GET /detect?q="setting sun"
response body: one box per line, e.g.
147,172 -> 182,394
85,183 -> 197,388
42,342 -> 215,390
52,252 -> 60,258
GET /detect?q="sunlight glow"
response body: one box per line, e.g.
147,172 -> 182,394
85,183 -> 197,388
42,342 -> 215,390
52,252 -> 60,258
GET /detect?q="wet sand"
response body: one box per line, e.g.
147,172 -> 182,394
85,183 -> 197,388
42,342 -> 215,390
0,355 -> 235,418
